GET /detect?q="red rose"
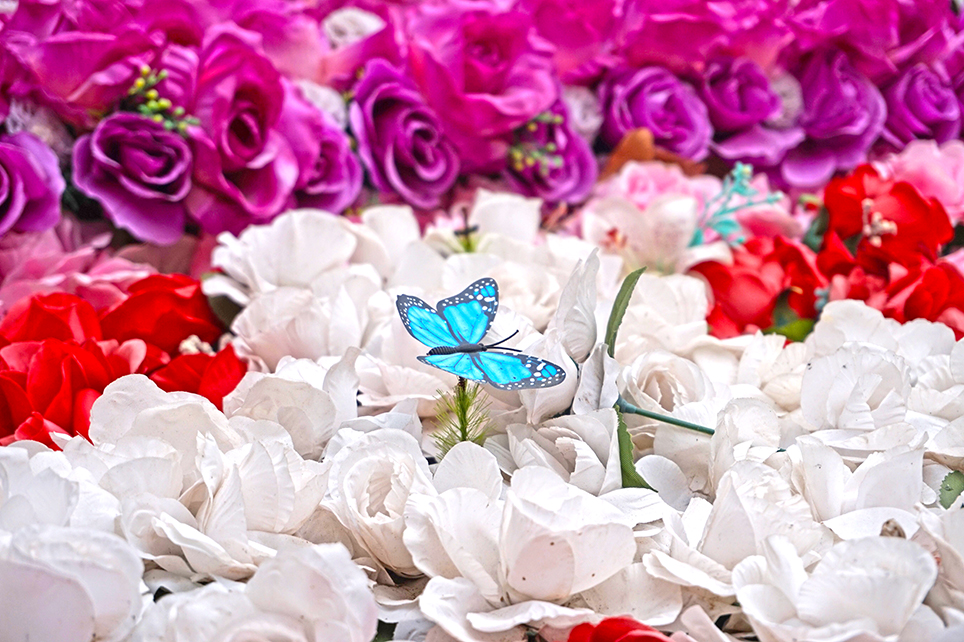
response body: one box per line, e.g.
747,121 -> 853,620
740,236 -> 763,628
824,165 -> 953,274
150,344 -> 247,411
0,337 -> 168,446
568,618 -> 672,642
99,274 -> 223,355
689,236 -> 826,338
0,292 -> 102,343
880,261 -> 964,338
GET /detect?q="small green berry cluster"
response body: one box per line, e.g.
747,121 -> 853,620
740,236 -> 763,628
126,65 -> 199,134
508,111 -> 565,177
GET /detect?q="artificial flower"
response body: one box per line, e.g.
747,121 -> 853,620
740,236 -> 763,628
568,617 -> 672,642
349,59 -> 459,209
0,132 -> 64,236
599,67 -> 712,161
72,113 -> 193,245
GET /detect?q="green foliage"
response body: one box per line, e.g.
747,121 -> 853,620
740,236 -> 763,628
605,267 -> 646,358
433,379 -> 490,458
940,470 -> 964,509
616,412 -> 650,489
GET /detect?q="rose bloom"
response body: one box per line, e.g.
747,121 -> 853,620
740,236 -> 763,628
0,276 -> 246,446
98,274 -> 222,355
689,236 -> 826,338
0,132 -> 64,236
349,58 -> 459,209
881,63 -> 961,148
0,293 -> 168,446
186,25 -> 319,235
568,617 -> 672,642
699,57 -> 781,132
73,113 -> 193,245
880,261 -> 964,339
880,139 -> 964,225
405,1 -> 558,171
599,66 -> 712,161
780,50 -> 886,189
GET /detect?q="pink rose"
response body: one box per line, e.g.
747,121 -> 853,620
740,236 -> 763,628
880,139 -> 964,225
593,161 -> 719,212
0,218 -> 154,314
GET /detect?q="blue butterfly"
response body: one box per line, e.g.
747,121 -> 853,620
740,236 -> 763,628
396,278 -> 566,390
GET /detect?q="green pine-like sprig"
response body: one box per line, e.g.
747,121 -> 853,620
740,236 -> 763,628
433,379 -> 490,458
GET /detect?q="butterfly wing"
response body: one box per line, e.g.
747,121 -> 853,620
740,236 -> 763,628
436,278 -> 499,344
472,351 -> 566,391
396,295 -> 460,349
418,353 -> 487,381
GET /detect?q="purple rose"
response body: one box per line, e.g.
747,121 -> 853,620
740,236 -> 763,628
280,88 -> 362,213
780,50 -> 886,189
185,25 -> 300,235
73,113 -> 192,245
882,63 -> 961,147
0,132 -> 64,237
599,66 -> 713,161
349,58 -> 459,209
504,102 -> 597,204
406,1 -> 557,171
699,57 -> 781,132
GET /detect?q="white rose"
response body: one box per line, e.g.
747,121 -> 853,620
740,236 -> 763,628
327,429 -> 436,577
0,525 -> 143,642
133,543 -> 377,642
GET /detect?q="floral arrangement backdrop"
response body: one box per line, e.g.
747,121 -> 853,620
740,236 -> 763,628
3,1 -> 964,641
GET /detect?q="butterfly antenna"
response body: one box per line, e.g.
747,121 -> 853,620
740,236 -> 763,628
485,330 -> 521,352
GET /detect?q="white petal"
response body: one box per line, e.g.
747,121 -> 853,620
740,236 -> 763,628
579,562 -> 683,626
467,600 -> 595,633
419,576 -> 527,642
433,443 -> 504,501
404,489 -> 503,602
549,250 -> 599,364
0,558 -> 95,642
246,543 -> 378,642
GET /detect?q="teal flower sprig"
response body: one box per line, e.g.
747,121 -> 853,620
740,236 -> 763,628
690,162 -> 785,247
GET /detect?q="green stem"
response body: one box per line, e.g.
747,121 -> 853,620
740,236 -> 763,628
615,396 -> 715,435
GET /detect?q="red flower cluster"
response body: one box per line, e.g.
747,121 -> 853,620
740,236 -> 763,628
692,164 -> 964,338
568,617 -> 672,642
0,274 -> 246,448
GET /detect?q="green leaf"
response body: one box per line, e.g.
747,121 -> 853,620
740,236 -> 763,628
801,204 -> 828,253
940,470 -> 964,509
374,621 -> 396,642
616,411 -> 650,489
763,291 -> 816,342
605,268 -> 646,358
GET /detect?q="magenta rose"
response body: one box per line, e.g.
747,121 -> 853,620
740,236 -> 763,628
72,113 -> 192,245
4,25 -> 158,128
406,1 -> 557,171
518,0 -> 620,82
780,50 -> 886,189
599,66 -> 713,161
0,132 -> 64,237
349,58 -> 459,209
185,25 -> 300,235
882,63 -> 961,148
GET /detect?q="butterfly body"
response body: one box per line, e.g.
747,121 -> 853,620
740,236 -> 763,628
396,278 -> 566,390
